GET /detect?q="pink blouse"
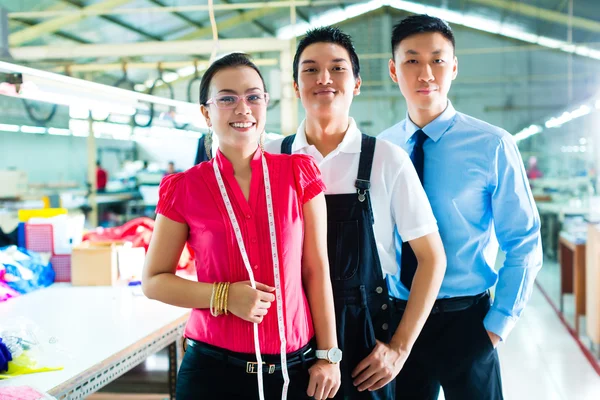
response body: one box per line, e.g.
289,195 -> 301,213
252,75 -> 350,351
156,149 -> 326,354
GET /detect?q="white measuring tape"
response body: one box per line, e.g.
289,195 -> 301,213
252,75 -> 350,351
213,150 -> 289,400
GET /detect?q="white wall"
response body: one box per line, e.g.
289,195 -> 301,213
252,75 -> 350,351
0,129 -> 206,184
0,131 -> 134,184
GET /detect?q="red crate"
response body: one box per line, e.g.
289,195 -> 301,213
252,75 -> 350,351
51,254 -> 71,283
25,224 -> 54,253
25,223 -> 71,282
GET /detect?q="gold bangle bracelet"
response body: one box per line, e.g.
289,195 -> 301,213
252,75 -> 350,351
223,282 -> 230,315
220,282 -> 229,315
210,282 -> 218,317
215,282 -> 224,316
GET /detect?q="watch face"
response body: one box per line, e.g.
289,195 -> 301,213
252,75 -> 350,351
328,348 -> 343,363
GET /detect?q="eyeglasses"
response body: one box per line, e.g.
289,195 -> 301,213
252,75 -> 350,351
206,92 -> 270,109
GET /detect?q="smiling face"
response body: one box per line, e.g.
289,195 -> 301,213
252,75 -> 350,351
294,42 -> 361,119
200,66 -> 268,151
389,32 -> 458,118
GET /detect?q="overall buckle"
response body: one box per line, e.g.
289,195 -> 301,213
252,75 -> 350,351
355,179 -> 371,203
357,188 -> 368,202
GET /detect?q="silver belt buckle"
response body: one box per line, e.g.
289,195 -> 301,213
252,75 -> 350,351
246,361 -> 276,374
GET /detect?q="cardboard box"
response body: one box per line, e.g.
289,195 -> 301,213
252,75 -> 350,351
71,241 -> 145,286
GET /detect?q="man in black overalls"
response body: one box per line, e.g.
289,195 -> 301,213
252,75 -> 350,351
266,27 -> 446,400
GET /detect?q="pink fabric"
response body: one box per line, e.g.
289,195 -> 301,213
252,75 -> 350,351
0,281 -> 19,302
0,269 -> 20,302
0,386 -> 48,399
156,150 -> 325,354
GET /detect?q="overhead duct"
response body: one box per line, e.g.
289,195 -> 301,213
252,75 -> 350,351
0,60 -> 207,129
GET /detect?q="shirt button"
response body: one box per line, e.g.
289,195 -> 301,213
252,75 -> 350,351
381,303 -> 388,311
246,214 -> 252,219
375,287 -> 383,294
382,323 -> 389,331
253,265 -> 258,270
251,237 -> 257,243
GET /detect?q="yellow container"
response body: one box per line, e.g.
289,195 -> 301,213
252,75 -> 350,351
18,208 -> 67,222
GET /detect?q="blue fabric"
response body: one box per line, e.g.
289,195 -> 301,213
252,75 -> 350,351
17,223 -> 25,248
0,338 -> 12,372
379,101 -> 542,340
1,246 -> 55,294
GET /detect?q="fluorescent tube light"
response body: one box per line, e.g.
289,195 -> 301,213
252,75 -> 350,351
514,124 -> 542,142
20,125 -> 46,134
48,128 -> 71,136
0,123 -> 20,132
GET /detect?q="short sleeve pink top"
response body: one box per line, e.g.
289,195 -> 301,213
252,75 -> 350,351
156,149 -> 326,354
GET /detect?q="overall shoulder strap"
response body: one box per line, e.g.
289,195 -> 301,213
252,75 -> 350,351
281,135 -> 296,155
355,134 -> 376,191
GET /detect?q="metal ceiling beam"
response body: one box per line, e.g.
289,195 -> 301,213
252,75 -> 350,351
1,7 -> 9,58
8,1 -> 349,19
9,19 -> 91,44
49,58 -> 279,73
10,38 -> 291,60
145,0 -> 210,33
176,7 -> 280,41
535,0 -> 568,40
145,0 -> 228,40
361,71 -> 595,86
296,9 -> 310,23
468,0 -> 600,33
220,0 -> 276,36
58,0 -> 163,41
9,0 -> 135,46
6,1 -> 90,44
359,42 -> 600,59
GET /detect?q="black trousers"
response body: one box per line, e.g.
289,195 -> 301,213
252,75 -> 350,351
176,341 -> 315,400
333,290 -> 394,400
391,294 -> 504,400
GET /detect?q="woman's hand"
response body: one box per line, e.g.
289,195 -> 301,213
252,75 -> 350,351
307,360 -> 341,399
227,281 -> 275,323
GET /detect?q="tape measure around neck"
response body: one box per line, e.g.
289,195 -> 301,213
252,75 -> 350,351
212,150 -> 289,400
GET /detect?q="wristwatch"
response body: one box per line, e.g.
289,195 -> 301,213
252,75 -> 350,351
315,347 -> 343,364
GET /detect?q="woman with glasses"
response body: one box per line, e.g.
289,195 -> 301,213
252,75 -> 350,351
142,53 -> 341,400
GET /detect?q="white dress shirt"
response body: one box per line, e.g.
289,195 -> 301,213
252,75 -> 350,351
266,118 -> 438,276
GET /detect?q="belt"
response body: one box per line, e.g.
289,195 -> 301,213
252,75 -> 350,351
332,284 -> 388,306
185,339 -> 316,374
390,292 -> 489,314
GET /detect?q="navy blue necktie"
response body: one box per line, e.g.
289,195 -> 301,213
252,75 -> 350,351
400,129 -> 428,289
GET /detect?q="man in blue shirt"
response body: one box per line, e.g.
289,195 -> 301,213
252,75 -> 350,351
379,14 -> 542,400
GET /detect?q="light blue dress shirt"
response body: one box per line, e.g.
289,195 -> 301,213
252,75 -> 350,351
379,101 -> 543,340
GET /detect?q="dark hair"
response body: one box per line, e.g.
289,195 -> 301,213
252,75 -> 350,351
391,14 -> 455,57
199,53 -> 267,105
96,161 -> 101,167
293,26 -> 360,84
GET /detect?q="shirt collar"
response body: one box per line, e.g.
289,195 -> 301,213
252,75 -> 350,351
404,100 -> 457,143
293,117 -> 362,154
215,146 -> 262,175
